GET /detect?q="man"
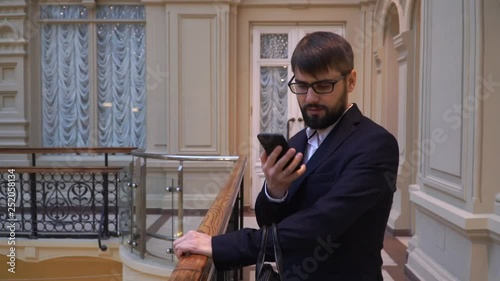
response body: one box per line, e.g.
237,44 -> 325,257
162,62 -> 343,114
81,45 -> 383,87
174,31 -> 399,280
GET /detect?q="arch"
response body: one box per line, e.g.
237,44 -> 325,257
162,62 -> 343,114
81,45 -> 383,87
374,0 -> 404,48
405,0 -> 422,31
383,3 -> 401,41
0,20 -> 19,40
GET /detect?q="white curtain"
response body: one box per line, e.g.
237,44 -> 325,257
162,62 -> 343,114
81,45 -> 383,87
97,6 -> 146,148
41,5 -> 146,148
41,6 -> 90,147
260,66 -> 288,136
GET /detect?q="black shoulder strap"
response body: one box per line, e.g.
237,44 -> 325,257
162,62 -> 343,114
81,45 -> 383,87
271,223 -> 284,275
256,225 -> 269,278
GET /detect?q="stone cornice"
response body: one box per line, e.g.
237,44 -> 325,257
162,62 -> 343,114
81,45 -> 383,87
0,1 -> 26,8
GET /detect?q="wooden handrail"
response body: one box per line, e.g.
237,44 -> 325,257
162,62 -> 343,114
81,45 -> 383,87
0,147 -> 136,154
169,156 -> 247,281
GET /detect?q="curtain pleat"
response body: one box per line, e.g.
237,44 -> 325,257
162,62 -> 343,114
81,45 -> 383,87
41,5 -> 146,148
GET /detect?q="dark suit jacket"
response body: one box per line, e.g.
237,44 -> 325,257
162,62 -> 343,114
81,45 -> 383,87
212,104 -> 399,280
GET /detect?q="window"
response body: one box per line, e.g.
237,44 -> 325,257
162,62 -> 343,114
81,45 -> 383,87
39,4 -> 146,148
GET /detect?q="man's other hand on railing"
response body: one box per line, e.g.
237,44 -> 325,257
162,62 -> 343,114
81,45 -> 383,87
173,230 -> 212,258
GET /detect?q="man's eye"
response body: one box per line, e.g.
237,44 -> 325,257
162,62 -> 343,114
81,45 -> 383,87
295,84 -> 309,90
314,83 -> 331,90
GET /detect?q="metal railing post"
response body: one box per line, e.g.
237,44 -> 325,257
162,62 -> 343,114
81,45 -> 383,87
102,172 -> 109,237
29,172 -> 37,238
138,159 -> 147,258
176,161 -> 184,237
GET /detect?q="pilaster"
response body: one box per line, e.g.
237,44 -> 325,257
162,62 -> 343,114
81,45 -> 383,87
387,30 -> 413,235
372,48 -> 384,125
0,1 -> 28,147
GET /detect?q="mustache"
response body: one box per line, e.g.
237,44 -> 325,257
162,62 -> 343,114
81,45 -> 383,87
302,104 -> 328,111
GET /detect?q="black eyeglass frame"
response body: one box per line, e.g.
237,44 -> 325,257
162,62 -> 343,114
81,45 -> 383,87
287,74 -> 347,95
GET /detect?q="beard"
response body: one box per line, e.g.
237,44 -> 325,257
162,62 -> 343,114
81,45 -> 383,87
300,84 -> 348,130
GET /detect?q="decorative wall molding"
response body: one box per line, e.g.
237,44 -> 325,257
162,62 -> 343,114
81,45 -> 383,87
393,31 -> 411,158
411,190 -> 490,234
165,3 -> 230,154
0,4 -> 28,57
406,238 -> 467,281
420,0 -> 479,203
409,189 -> 500,280
373,49 -> 383,72
0,2 -> 27,11
372,48 -> 384,124
0,1 -> 28,146
393,32 -> 409,62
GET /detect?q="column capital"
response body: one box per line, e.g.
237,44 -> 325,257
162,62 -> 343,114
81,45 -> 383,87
393,30 -> 412,62
373,47 -> 384,72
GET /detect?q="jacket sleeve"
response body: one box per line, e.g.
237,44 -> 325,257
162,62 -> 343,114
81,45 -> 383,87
254,185 -> 293,226
212,227 -> 262,270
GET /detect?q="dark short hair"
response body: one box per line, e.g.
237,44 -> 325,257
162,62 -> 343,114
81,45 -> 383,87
291,32 -> 354,77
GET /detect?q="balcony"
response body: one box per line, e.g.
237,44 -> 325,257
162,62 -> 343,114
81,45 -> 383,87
0,148 -> 246,281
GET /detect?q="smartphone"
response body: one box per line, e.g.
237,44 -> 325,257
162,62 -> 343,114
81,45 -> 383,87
257,133 -> 299,171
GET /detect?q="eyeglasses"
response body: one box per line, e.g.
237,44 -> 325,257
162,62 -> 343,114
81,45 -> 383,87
287,75 -> 344,95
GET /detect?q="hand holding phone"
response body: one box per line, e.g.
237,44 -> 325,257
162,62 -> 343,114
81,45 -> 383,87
257,133 -> 300,171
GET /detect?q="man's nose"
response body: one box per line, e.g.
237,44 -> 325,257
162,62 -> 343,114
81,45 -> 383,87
304,86 -> 320,103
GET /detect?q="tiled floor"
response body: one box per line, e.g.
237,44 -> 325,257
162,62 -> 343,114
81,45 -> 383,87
241,211 -> 411,281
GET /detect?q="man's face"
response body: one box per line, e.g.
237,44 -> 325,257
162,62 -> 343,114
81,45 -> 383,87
294,68 -> 355,129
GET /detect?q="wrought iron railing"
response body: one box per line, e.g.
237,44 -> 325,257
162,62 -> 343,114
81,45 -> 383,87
0,147 -> 135,250
0,167 -> 121,237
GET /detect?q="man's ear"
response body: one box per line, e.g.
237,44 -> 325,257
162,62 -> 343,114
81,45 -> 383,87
347,70 -> 357,93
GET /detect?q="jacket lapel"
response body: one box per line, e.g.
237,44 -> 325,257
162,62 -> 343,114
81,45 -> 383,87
287,104 -> 362,198
288,130 -> 308,155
